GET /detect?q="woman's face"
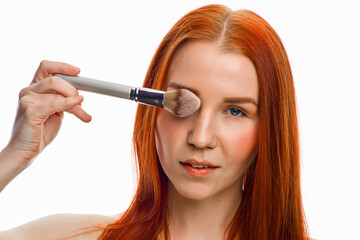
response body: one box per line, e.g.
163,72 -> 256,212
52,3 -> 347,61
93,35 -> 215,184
155,40 -> 259,201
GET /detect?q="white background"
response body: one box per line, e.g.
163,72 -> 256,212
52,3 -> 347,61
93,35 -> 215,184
0,1 -> 359,239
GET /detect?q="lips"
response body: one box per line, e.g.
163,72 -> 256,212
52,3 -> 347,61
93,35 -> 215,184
181,159 -> 218,167
180,159 -> 219,177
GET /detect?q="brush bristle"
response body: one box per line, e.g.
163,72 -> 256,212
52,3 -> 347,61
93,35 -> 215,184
163,89 -> 201,117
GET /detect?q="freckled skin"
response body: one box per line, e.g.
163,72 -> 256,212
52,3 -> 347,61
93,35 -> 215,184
155,40 -> 259,201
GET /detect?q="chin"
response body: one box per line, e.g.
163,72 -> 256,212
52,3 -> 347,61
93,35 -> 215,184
170,181 -> 217,201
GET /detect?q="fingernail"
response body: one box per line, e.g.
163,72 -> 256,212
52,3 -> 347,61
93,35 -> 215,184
71,65 -> 81,73
87,113 -> 92,121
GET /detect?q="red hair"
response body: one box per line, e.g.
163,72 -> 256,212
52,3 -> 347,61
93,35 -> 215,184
99,4 -> 309,240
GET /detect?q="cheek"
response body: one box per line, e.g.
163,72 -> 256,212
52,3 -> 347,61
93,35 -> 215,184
155,110 -> 184,163
221,121 -> 258,166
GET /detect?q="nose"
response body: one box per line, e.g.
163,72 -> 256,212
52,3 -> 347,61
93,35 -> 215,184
187,109 -> 218,149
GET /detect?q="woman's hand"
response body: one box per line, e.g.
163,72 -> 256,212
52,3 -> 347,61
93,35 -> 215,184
5,60 -> 92,170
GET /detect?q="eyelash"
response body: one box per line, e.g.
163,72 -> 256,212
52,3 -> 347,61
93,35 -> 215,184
224,106 -> 247,118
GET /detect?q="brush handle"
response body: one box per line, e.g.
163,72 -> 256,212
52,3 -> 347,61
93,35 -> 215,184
54,74 -> 165,107
54,74 -> 132,99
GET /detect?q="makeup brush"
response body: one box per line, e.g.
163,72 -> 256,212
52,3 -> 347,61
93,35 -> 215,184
54,74 -> 200,118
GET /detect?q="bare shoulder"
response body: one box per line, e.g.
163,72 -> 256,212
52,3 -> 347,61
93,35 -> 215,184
0,213 -> 122,240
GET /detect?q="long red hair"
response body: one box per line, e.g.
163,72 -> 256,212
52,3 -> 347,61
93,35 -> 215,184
99,4 -> 309,240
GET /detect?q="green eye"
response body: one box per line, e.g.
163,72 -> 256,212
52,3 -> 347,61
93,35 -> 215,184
226,107 -> 244,117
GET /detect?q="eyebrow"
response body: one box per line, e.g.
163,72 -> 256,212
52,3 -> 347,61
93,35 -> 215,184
168,82 -> 258,107
224,97 -> 258,107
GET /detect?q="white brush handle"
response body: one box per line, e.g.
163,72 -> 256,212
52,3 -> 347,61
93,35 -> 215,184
54,73 -> 165,107
54,74 -> 132,99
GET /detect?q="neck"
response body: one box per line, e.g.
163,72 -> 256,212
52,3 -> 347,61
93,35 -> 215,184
167,182 -> 242,240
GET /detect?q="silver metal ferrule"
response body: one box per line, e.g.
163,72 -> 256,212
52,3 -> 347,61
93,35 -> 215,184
129,87 -> 164,108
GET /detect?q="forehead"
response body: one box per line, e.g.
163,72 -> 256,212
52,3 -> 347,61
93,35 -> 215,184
165,40 -> 258,102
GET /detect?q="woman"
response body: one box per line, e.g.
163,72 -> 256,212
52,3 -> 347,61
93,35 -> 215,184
0,4 -> 309,240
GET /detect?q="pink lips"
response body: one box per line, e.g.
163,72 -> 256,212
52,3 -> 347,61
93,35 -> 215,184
180,159 -> 219,177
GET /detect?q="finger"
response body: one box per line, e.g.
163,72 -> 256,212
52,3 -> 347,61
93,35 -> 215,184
65,105 -> 92,123
41,95 -> 92,123
32,60 -> 80,84
22,94 -> 84,122
27,76 -> 79,98
19,88 -> 91,124
39,94 -> 92,123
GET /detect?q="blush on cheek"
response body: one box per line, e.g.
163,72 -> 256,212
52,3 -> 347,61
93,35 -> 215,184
226,126 -> 258,164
